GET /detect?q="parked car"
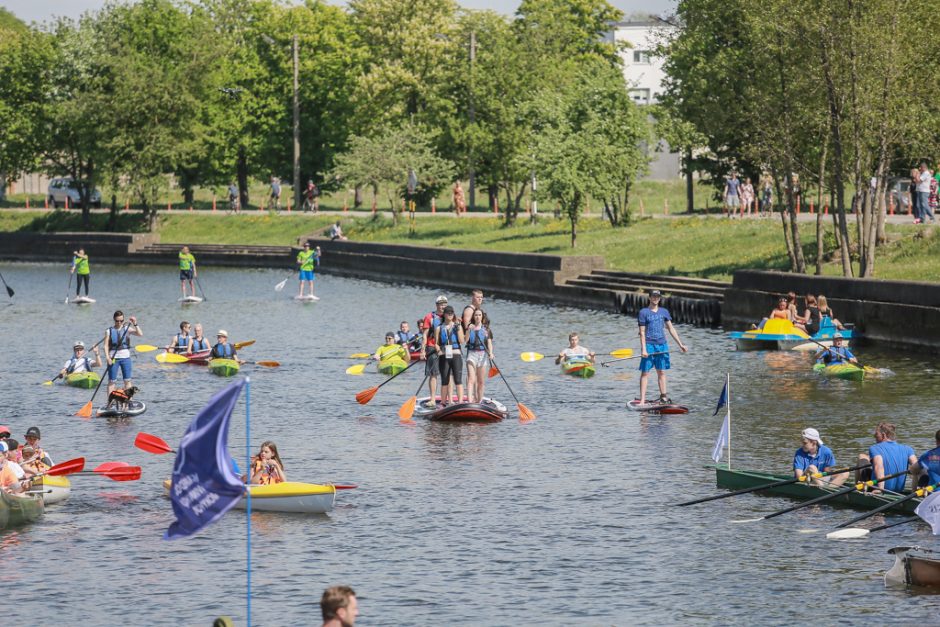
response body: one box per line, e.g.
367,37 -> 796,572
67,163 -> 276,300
885,177 -> 911,213
47,177 -> 101,209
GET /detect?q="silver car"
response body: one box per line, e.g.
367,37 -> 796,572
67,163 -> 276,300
47,177 -> 102,209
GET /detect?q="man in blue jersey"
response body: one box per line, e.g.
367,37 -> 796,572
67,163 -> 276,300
637,290 -> 687,405
912,430 -> 940,488
793,428 -> 847,486
857,422 -> 916,493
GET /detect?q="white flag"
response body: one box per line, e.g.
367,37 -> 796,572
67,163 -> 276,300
712,410 -> 730,463
915,489 -> 940,535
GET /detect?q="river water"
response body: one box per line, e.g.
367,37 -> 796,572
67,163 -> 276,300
1,262 -> 939,625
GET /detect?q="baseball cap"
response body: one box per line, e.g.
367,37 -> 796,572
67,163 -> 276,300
217,330 -> 228,337
833,332 -> 843,339
25,427 -> 40,439
801,428 -> 823,446
650,290 -> 662,297
435,295 -> 448,304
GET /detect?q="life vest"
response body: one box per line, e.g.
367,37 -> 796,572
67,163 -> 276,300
66,356 -> 92,374
439,324 -> 461,350
821,346 -> 851,365
466,326 -> 488,351
109,326 -> 130,351
192,337 -> 210,351
377,344 -> 404,362
175,333 -> 191,350
212,342 -> 234,359
424,312 -> 442,348
251,459 -> 283,485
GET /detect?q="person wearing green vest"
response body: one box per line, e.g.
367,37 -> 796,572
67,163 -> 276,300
71,248 -> 91,297
296,242 -> 320,299
179,246 -> 198,299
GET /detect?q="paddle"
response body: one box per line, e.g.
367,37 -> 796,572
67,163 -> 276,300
599,351 -> 667,367
77,322 -> 132,418
830,483 -> 940,532
346,364 -> 367,376
77,466 -> 142,481
235,340 -> 255,350
489,357 -> 536,423
157,352 -> 190,364
93,461 -> 131,472
356,359 -> 420,405
349,353 -> 371,359
522,349 -> 632,363
827,515 -> 921,540
246,360 -> 280,368
677,463 -> 872,507
805,336 -> 868,370
274,274 -> 292,292
195,275 -> 208,301
731,468 -> 911,523
398,374 -> 431,423
65,273 -> 73,304
0,271 -> 14,297
135,344 -> 160,353
135,431 -> 175,454
43,457 -> 86,476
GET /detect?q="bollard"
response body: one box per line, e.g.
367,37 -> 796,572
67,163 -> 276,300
124,199 -> 129,213
639,197 -> 645,217
796,198 -> 801,214
372,198 -> 376,214
286,196 -> 291,212
907,194 -> 912,215
824,202 -> 829,215
212,196 -> 216,212
343,199 -> 348,213
809,201 -> 814,214
167,201 -> 171,212
494,197 -> 499,214
259,200 -> 264,212
888,196 -> 894,216
65,197 -> 69,210
44,196 -> 48,209
25,197 -> 29,209
189,205 -> 193,212
431,198 -> 436,214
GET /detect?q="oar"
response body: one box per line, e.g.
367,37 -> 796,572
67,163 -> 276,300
599,351 -> 666,367
356,359 -> 420,405
76,466 -> 142,481
234,340 -> 255,350
731,468 -> 911,523
77,323 -> 132,418
157,352 -> 190,364
489,357 -> 535,423
830,483 -> 939,531
274,274 -> 292,292
195,276 -> 208,302
246,360 -> 279,368
398,374 -> 430,423
135,431 -> 175,454
65,273 -> 73,304
827,515 -> 921,540
677,463 -> 871,506
135,344 -> 160,353
346,364 -> 367,375
349,353 -> 371,359
0,271 -> 14,297
805,336 -> 869,370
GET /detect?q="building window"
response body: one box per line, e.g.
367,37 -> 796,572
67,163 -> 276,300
633,50 -> 651,64
629,88 -> 651,105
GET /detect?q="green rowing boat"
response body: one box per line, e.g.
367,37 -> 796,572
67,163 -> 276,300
66,371 -> 101,389
208,358 -> 240,377
714,465 -> 923,514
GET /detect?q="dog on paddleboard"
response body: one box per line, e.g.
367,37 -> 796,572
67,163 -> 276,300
106,386 -> 140,413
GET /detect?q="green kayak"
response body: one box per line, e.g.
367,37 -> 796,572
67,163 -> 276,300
208,358 -> 240,377
378,359 -> 408,376
813,362 -> 865,381
562,359 -> 595,378
66,371 -> 101,389
0,491 -> 44,531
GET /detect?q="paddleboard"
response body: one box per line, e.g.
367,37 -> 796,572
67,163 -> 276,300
96,400 -> 146,418
178,296 -> 203,303
412,397 -> 508,422
626,399 -> 689,414
70,296 -> 96,304
294,294 -> 320,301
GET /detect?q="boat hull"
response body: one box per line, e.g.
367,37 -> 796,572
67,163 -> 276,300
66,371 -> 101,389
413,397 -> 508,422
0,491 -> 44,530
162,479 -> 335,514
730,318 -> 855,351
813,363 -> 865,381
208,358 -> 240,377
886,547 -> 940,588
562,360 -> 595,378
377,359 -> 408,376
97,400 -> 147,418
32,475 -> 71,504
627,400 -> 689,414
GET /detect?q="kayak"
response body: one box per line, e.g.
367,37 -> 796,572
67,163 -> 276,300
66,371 -> 101,389
185,349 -> 212,365
409,349 -> 423,361
378,358 -> 408,376
729,317 -> 856,351
70,296 -> 95,304
0,491 -> 44,531
97,400 -> 147,418
561,359 -> 595,378
178,296 -> 203,303
626,399 -> 689,414
412,397 -> 508,422
31,475 -> 71,504
208,358 -> 240,377
162,478 -> 336,514
813,362 -> 866,381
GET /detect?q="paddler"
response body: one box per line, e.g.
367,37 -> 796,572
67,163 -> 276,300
167,321 -> 193,354
0,440 -> 28,494
421,296 -> 448,408
462,289 -> 484,331
637,290 -> 687,405
22,427 -> 52,467
104,310 -> 143,396
856,422 -> 917,493
814,332 -> 857,366
465,308 -> 494,403
911,429 -> 940,488
178,245 -> 198,299
296,241 -> 320,299
373,333 -> 410,365
211,330 -> 245,364
320,585 -> 359,627
191,323 -> 211,353
19,446 -> 48,477
70,247 -> 91,298
435,305 -> 466,406
793,428 -> 847,486
58,340 -> 102,380
250,441 -> 285,485
555,332 -> 595,366
395,321 -> 421,354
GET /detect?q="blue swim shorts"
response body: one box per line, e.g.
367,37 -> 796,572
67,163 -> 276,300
108,357 -> 133,381
299,270 -> 315,281
639,343 -> 670,372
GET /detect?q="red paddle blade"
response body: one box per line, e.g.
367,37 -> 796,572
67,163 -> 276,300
355,386 -> 379,405
94,461 -> 131,472
76,401 -> 93,418
46,457 -> 86,476
518,403 -> 536,424
398,395 -> 417,422
102,466 -> 142,481
488,366 -> 499,378
135,432 -> 174,455
331,484 -> 358,490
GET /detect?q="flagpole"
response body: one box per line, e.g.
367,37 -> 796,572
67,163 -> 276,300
726,372 -> 732,470
245,376 -> 252,627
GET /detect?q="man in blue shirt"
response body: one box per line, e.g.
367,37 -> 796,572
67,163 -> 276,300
857,422 -> 916,493
637,290 -> 687,404
793,427 -> 847,486
912,429 -> 940,488
814,332 -> 857,365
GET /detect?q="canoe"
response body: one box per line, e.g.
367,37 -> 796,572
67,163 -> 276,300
377,359 -> 408,376
31,475 -> 71,504
626,399 -> 689,414
886,547 -> 940,588
97,400 -> 147,418
729,318 -> 856,351
412,397 -> 508,422
70,296 -> 95,304
714,464 -> 923,514
162,478 -> 335,514
66,371 -> 101,389
208,358 -> 240,377
562,359 -> 595,378
0,491 -> 44,531
813,362 -> 865,381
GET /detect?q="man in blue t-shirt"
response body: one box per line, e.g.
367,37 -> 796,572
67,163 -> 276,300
857,422 -> 916,493
793,427 -> 847,486
637,290 -> 688,404
912,429 -> 940,488
814,333 -> 857,366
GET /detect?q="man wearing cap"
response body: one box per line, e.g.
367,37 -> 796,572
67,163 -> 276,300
421,296 -> 448,407
637,290 -> 688,405
814,333 -> 857,366
794,428 -> 847,486
211,330 -> 245,363
59,340 -> 102,380
23,427 -> 53,467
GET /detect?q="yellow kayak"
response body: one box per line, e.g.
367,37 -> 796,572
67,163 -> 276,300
31,475 -> 71,504
163,479 -> 336,514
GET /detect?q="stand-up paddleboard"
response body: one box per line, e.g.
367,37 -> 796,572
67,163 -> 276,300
178,296 -> 203,303
294,294 -> 320,301
96,400 -> 146,418
70,296 -> 96,304
412,397 -> 508,422
626,399 -> 689,414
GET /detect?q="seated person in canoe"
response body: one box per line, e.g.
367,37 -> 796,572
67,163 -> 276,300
19,446 -> 49,477
22,426 -> 52,468
211,330 -> 245,364
794,428 -> 847,486
814,333 -> 856,365
465,308 -> 495,404
373,333 -> 410,364
555,332 -> 595,365
250,441 -> 285,485
167,320 -> 193,354
191,323 -> 211,353
59,340 -> 101,379
0,440 -> 28,494
911,429 -> 940,489
856,422 -> 917,493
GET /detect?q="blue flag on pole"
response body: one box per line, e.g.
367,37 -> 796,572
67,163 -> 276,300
712,411 -> 730,463
165,379 -> 247,540
713,380 -> 728,416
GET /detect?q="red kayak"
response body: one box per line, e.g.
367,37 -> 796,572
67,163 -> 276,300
412,397 -> 508,422
185,349 -> 212,364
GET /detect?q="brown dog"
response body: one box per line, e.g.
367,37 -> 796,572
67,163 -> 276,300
106,386 -> 140,412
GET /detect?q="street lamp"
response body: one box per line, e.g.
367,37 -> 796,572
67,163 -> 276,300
262,34 -> 301,213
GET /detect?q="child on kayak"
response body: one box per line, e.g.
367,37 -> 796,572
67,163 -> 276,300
250,441 -> 285,485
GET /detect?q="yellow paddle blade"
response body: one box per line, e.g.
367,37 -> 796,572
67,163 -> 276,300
346,364 -> 367,375
609,348 -> 634,358
349,353 -> 371,359
43,380 -> 55,386
234,340 -> 255,349
156,352 -> 189,364
135,345 -> 158,353
520,352 -> 544,362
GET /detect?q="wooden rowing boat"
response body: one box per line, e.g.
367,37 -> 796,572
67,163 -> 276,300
714,465 -> 923,514
886,547 -> 940,588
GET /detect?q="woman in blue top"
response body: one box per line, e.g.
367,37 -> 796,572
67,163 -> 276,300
434,306 -> 466,406
637,290 -> 687,405
793,428 -> 847,486
465,308 -> 494,404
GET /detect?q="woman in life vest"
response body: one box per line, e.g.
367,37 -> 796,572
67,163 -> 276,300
435,306 -> 466,406
464,308 -> 494,404
250,441 -> 285,485
168,321 -> 193,354
59,340 -> 101,380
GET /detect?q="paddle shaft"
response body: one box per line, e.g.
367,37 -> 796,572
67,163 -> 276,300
869,516 -> 921,533
835,483 -> 940,529
490,357 -> 523,407
66,272 -> 73,302
759,468 -> 910,521
599,351 -> 666,367
806,336 -> 866,370
195,275 -> 208,301
372,358 -> 420,392
678,463 -> 871,506
0,271 -> 13,297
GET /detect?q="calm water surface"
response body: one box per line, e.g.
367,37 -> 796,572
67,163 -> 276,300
1,262 -> 939,625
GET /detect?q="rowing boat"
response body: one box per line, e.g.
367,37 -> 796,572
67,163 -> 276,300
377,358 -> 408,376
208,358 -> 240,377
729,318 -> 856,351
886,547 -> 940,588
31,475 -> 71,504
65,371 -> 101,389
162,479 -> 336,514
412,397 -> 508,422
561,359 -> 595,378
714,465 -> 923,514
813,362 -> 866,381
0,491 -> 44,530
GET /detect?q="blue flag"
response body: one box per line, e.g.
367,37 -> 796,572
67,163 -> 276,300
165,379 -> 246,540
712,411 -> 730,463
713,381 -> 728,416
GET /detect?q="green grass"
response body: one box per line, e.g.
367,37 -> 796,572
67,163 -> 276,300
157,213 -> 335,245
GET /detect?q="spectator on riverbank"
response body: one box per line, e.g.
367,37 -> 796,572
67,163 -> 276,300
453,181 -> 466,214
760,172 -> 774,216
740,177 -> 755,217
917,162 -> 935,224
723,172 -> 741,217
269,176 -> 281,212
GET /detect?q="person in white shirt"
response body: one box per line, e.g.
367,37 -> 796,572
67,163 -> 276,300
917,163 -> 935,224
59,340 -> 102,379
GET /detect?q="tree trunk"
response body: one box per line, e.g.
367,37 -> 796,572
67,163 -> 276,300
815,143 -> 828,275
773,168 -> 797,270
685,146 -> 694,213
108,194 -> 119,232
354,185 -> 363,209
237,146 -> 249,210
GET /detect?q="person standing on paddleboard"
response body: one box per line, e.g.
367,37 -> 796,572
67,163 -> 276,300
421,296 -> 448,408
637,290 -> 687,405
104,310 -> 142,396
71,248 -> 91,298
296,242 -> 320,299
178,246 -> 197,299
462,289 -> 484,331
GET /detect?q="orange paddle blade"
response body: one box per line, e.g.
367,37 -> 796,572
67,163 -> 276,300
398,395 -> 417,422
46,457 -> 86,476
255,360 -> 280,367
488,365 -> 499,378
517,403 -> 536,424
234,340 -> 255,349
135,432 -> 174,455
76,401 -> 93,418
355,386 -> 379,405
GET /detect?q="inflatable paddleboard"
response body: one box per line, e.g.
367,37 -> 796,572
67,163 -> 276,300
178,296 -> 203,303
294,294 -> 320,301
70,296 -> 96,304
626,399 -> 689,414
96,400 -> 146,418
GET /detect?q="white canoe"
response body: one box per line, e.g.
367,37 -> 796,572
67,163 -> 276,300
32,475 -> 71,504
163,479 -> 336,514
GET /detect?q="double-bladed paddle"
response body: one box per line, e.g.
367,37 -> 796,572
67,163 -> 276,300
522,348 -> 632,363
355,359 -> 420,405
805,336 -> 869,370
489,357 -> 535,423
